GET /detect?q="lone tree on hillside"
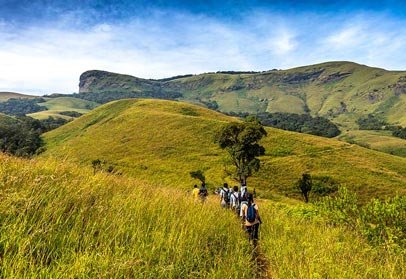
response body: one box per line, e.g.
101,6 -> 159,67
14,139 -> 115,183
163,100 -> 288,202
190,170 -> 206,184
214,117 -> 267,185
298,173 -> 312,203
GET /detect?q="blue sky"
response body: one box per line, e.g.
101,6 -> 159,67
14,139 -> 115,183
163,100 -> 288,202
0,0 -> 405,94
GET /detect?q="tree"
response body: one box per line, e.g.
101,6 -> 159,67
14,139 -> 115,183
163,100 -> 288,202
215,118 -> 267,185
298,173 -> 312,203
190,170 -> 205,183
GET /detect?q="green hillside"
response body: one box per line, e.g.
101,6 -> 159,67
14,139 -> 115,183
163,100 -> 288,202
43,99 -> 406,201
78,62 -> 406,127
0,91 -> 35,102
28,97 -> 99,120
76,62 -> 406,157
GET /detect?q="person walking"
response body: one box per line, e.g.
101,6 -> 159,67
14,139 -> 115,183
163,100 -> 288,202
240,183 -> 247,199
241,193 -> 261,247
230,186 -> 240,215
192,184 -> 200,202
198,182 -> 208,203
220,183 -> 230,208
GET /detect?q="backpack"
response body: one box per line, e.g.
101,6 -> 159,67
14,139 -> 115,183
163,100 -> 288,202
246,203 -> 256,223
199,188 -> 208,197
222,188 -> 230,204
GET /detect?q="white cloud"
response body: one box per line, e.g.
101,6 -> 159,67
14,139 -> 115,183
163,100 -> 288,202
0,11 -> 404,95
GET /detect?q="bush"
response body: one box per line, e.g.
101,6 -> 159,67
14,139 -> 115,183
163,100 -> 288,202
318,188 -> 406,249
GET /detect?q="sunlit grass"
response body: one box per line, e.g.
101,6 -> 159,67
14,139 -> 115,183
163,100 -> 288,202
259,200 -> 406,278
0,154 -> 254,278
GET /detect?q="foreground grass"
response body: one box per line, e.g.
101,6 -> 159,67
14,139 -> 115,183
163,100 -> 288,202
0,154 -> 254,278
259,200 -> 405,278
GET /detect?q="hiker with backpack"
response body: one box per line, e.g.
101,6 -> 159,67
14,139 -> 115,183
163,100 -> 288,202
240,183 -> 247,199
230,186 -> 240,215
220,183 -> 230,208
198,182 -> 208,203
241,192 -> 262,247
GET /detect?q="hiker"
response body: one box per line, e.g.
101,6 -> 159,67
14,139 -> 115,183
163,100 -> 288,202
240,183 -> 247,198
192,184 -> 200,202
241,192 -> 262,247
230,185 -> 240,215
220,183 -> 230,208
198,182 -> 208,203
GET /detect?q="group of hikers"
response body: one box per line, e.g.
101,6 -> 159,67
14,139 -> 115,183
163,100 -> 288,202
192,182 -> 261,246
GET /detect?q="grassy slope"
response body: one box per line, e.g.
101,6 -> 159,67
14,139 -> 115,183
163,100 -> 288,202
80,62 -> 406,156
0,92 -> 35,102
338,130 -> 406,157
0,153 -> 254,278
28,97 -> 99,119
42,99 -> 406,201
2,146 -> 404,278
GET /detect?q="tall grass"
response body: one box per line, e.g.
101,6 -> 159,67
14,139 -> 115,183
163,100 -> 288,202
0,154 -> 254,278
259,200 -> 405,278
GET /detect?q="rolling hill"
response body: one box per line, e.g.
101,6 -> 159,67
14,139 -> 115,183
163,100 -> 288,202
42,99 -> 406,201
78,61 -> 406,128
28,97 -> 99,120
0,91 -> 35,101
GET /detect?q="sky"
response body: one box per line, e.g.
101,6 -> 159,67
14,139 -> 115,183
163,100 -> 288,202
0,0 -> 405,94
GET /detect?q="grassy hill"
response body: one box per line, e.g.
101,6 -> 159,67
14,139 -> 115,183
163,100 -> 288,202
338,130 -> 406,157
42,99 -> 406,201
79,62 -> 406,127
77,62 -> 406,157
28,97 -> 99,120
0,91 -> 35,102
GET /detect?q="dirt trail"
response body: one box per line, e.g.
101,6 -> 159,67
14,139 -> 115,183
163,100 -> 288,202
252,245 -> 272,278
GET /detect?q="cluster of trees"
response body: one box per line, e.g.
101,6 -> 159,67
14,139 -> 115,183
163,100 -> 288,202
256,112 -> 341,138
357,114 -> 406,139
0,116 -> 43,157
392,126 -> 406,139
0,116 -> 69,157
59,111 -> 83,118
0,98 -> 47,115
357,114 -> 387,130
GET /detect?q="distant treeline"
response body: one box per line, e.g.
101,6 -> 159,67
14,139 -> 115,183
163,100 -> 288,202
0,98 -> 47,115
226,111 -> 340,138
357,114 -> 406,139
0,116 -> 68,157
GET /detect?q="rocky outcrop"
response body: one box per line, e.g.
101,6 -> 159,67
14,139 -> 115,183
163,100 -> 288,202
393,76 -> 406,96
318,72 -> 351,84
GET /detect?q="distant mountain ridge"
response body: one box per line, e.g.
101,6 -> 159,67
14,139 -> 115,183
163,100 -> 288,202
77,61 -> 406,129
